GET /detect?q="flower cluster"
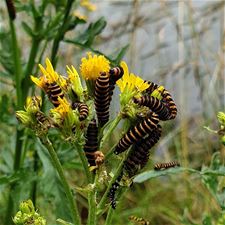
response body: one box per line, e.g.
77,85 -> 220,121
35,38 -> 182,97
17,52 -> 177,212
13,199 -> 46,225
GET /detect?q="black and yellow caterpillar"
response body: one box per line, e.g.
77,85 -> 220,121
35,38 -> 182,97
72,102 -> 89,121
129,215 -> 150,225
154,161 -> 180,170
134,96 -> 171,121
108,66 -> 124,102
114,112 -> 159,154
45,82 -> 64,107
94,72 -> 110,126
124,125 -> 162,177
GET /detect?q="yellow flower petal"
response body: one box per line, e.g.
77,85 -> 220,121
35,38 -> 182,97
80,52 -> 110,80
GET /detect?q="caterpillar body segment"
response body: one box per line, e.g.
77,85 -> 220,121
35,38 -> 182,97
72,102 -> 89,121
114,113 -> 159,155
94,72 -> 110,126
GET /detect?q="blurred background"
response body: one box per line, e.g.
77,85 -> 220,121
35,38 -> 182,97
0,1 -> 225,225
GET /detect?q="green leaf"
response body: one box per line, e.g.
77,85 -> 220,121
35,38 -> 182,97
111,44 -> 129,65
202,214 -> 212,225
74,17 -> 107,46
22,22 -> 34,37
133,167 -> 197,183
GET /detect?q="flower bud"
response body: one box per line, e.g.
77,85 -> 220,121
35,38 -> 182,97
16,111 -> 32,126
217,112 -> 225,126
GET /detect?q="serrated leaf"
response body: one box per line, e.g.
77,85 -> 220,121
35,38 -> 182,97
133,167 -> 197,183
22,22 -> 34,37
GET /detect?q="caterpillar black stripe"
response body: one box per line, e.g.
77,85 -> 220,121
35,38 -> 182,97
144,81 -> 159,95
161,89 -> 177,119
72,102 -> 89,121
129,216 -> 150,225
114,112 -> 159,155
134,96 -> 171,121
124,125 -> 162,177
154,161 -> 180,170
35,111 -> 52,129
84,119 -> 99,167
108,173 -> 123,209
94,72 -> 110,126
45,82 -> 64,107
5,0 -> 16,20
108,66 -> 124,102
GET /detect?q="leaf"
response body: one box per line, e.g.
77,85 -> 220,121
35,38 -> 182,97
133,167 -> 197,183
110,44 -> 129,65
22,22 -> 34,37
74,17 -> 107,46
202,215 -> 212,225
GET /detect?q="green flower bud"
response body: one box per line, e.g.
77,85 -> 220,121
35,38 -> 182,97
13,200 -> 46,225
25,96 -> 42,114
16,111 -> 32,126
220,135 -> 225,146
217,112 -> 225,126
19,199 -> 35,214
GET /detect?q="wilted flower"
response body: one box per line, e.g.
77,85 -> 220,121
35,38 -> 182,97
80,52 -> 110,80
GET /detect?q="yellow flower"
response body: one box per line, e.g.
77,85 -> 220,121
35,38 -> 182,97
73,11 -> 87,21
67,65 -> 83,99
51,97 -> 70,119
80,52 -> 110,80
80,0 -> 96,11
117,61 -> 149,94
31,58 -> 66,90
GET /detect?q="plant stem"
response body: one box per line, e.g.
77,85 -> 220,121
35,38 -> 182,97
100,113 -> 122,149
39,135 -> 81,225
72,142 -> 92,183
51,0 -> 74,67
97,159 -> 124,215
4,17 -> 24,224
87,190 -> 96,225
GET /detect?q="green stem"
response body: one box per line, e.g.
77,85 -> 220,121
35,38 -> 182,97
104,207 -> 113,225
97,159 -> 124,215
100,113 -> 122,149
87,190 -> 96,225
10,20 -> 23,108
72,142 -> 92,183
39,135 -> 81,225
51,0 -> 74,67
4,17 -> 24,224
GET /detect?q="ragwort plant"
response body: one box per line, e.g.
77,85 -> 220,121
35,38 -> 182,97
15,54 -> 178,225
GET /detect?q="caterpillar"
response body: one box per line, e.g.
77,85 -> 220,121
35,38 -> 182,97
94,72 -> 110,126
5,0 -> 16,20
114,112 -> 159,155
154,161 -> 180,170
134,96 -> 171,121
45,82 -> 64,107
83,119 -> 104,168
129,216 -> 150,225
124,125 -> 162,177
72,102 -> 89,121
108,66 -> 124,101
144,81 -> 159,95
108,173 -> 123,209
161,89 -> 177,120
35,111 -> 52,129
